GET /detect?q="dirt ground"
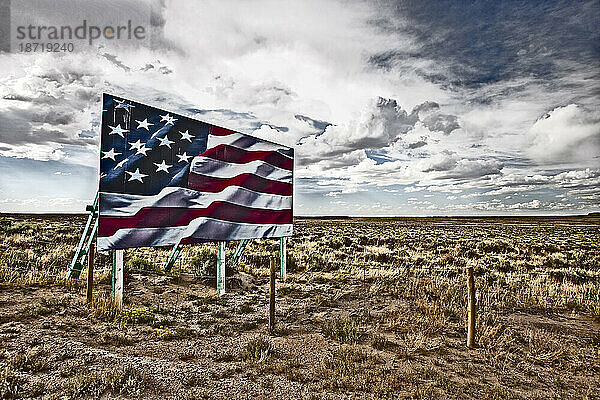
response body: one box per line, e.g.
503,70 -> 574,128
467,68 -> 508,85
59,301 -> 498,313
0,215 -> 599,399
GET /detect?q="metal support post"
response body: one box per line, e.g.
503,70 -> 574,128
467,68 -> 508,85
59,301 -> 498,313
269,258 -> 276,334
86,243 -> 94,303
280,237 -> 287,281
113,249 -> 124,309
230,239 -> 250,265
164,243 -> 184,272
67,192 -> 99,279
216,241 -> 226,295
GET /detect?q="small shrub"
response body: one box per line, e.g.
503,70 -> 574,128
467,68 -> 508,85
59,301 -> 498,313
371,333 -> 391,350
89,292 -> 121,322
319,346 -> 383,391
476,240 -> 514,254
119,308 -> 155,325
107,365 -> 147,397
24,380 -> 45,397
126,256 -> 158,272
0,366 -> 25,399
242,337 -> 273,363
7,347 -> 49,373
150,326 -> 175,340
64,370 -> 105,399
65,366 -> 147,398
102,332 -> 134,346
237,302 -> 255,314
239,321 -> 259,331
322,317 -> 360,344
322,345 -> 369,376
211,310 -> 231,319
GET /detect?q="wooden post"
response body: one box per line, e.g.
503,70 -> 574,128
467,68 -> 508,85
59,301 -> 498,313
217,241 -> 226,296
269,258 -> 276,334
280,237 -> 287,281
86,243 -> 94,303
467,266 -> 476,348
113,249 -> 124,309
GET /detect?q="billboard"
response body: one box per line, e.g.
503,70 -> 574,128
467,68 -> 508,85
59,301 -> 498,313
98,94 -> 293,250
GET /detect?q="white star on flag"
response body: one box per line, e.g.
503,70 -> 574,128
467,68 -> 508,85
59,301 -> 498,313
154,160 -> 172,173
126,168 -> 147,183
180,130 -> 194,142
101,148 -> 121,161
136,145 -> 150,156
160,113 -> 177,125
158,135 -> 174,148
128,140 -> 144,151
177,152 -> 192,163
108,124 -> 128,137
135,118 -> 154,130
115,99 -> 135,110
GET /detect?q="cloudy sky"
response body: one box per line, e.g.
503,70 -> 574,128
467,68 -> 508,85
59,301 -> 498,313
0,0 -> 598,215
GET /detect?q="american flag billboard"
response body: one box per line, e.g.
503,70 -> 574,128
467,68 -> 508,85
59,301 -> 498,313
97,94 -> 293,251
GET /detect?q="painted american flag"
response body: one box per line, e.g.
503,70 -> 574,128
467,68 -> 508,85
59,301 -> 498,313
97,94 -> 293,251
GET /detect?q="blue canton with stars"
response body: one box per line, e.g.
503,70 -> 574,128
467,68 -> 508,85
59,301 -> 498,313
100,94 -> 209,196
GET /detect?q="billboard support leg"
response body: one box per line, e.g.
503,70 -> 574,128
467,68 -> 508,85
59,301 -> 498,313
280,237 -> 287,281
67,192 -> 99,279
269,258 -> 276,334
231,239 -> 250,265
217,241 -> 226,296
87,243 -> 94,303
113,249 -> 124,309
164,243 -> 184,272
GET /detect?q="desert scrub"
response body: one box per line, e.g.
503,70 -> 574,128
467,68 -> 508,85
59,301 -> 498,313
126,256 -> 159,272
319,345 -> 383,391
395,331 -> 445,358
370,333 -> 393,350
5,347 -> 49,372
119,308 -> 155,325
107,365 -> 148,396
189,246 -> 217,275
89,293 -> 154,325
64,365 -> 148,398
322,317 -> 360,344
102,332 -> 135,346
89,292 -> 122,322
0,366 -> 25,399
150,326 -> 176,340
237,302 -> 255,314
242,336 -> 274,362
0,264 -> 82,289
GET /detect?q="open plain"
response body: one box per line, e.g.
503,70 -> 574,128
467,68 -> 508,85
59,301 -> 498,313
0,214 -> 599,399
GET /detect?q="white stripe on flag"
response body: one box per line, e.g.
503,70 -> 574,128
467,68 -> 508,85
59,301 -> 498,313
207,133 -> 293,156
100,186 -> 292,216
97,218 -> 293,250
190,156 -> 292,182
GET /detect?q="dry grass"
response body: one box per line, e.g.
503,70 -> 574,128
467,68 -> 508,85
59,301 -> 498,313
0,214 -> 598,399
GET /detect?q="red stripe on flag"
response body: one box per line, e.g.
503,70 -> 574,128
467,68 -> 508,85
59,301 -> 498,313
208,126 -> 236,136
188,173 -> 292,196
98,202 -> 292,237
200,144 -> 293,170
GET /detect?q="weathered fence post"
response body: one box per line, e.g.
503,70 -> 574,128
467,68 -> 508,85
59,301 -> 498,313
467,266 -> 476,348
86,243 -> 94,303
269,258 -> 276,334
217,241 -> 226,296
113,249 -> 124,309
280,237 -> 287,281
